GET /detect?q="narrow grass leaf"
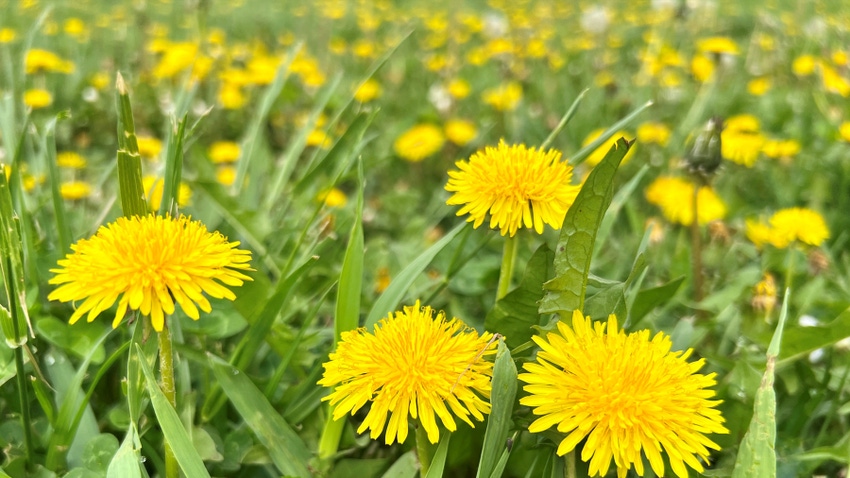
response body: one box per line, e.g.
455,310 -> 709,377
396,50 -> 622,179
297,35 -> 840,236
485,244 -> 553,348
731,289 -> 788,478
569,101 -> 651,166
487,433 -> 517,478
135,344 -> 211,478
477,340 -> 517,478
540,138 -> 632,316
778,306 -> 850,366
159,114 -> 187,217
424,433 -> 450,478
540,88 -> 589,150
0,166 -> 30,346
366,221 -> 467,328
114,73 -> 147,217
380,450 -> 418,478
43,116 -> 70,253
208,354 -> 311,478
106,424 -> 142,478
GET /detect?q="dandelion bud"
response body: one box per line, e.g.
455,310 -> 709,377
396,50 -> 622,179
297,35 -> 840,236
685,116 -> 724,182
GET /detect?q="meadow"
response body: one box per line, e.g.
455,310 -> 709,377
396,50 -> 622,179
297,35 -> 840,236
0,0 -> 849,476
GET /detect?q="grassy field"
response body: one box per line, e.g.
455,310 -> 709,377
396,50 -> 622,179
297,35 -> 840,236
1,0 -> 849,477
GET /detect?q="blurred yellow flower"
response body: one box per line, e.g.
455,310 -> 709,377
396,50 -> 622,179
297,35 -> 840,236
446,140 -> 580,236
219,82 -> 246,109
60,181 -> 92,200
25,49 -> 74,74
152,41 -> 199,79
393,124 -> 445,162
0,28 -> 17,43
696,36 -> 740,55
354,78 -> 382,103
316,187 -> 347,208
216,166 -> 237,186
792,55 -> 818,76
444,119 -> 477,146
747,77 -> 771,96
24,89 -> 53,109
691,55 -> 714,82
136,136 -> 163,160
752,273 -> 778,315
722,115 -> 765,167
769,207 -> 829,247
208,141 -> 241,164
63,18 -> 88,41
307,130 -> 333,149
636,121 -> 671,146
447,78 -> 471,99
581,129 -> 636,167
820,63 -> 850,96
482,82 -> 522,111
645,176 -> 726,226
762,139 -> 800,159
91,72 -> 111,90
56,151 -> 87,169
142,176 -> 192,211
745,219 -> 774,249
839,122 -> 850,142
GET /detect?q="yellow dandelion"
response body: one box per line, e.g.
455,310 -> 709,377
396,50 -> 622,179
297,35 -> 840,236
25,48 -> 74,74
636,121 -> 671,147
696,36 -> 740,55
447,78 -> 471,99
747,77 -> 771,96
0,28 -> 17,43
769,207 -> 829,247
691,55 -> 714,82
645,176 -> 726,226
752,272 -> 777,315
840,122 -> 850,142
316,187 -> 348,208
761,139 -> 800,159
219,82 -> 246,110
56,151 -> 87,169
519,311 -> 729,478
793,55 -> 818,76
444,119 -> 477,146
354,78 -> 382,103
722,130 -> 765,167
581,129 -> 636,167
318,301 -> 495,445
745,218 -> 774,249
307,130 -> 333,149
482,81 -> 522,111
24,88 -> 53,109
216,166 -> 237,186
445,140 -> 581,237
208,141 -> 241,164
142,176 -> 192,211
393,124 -> 445,162
60,181 -> 92,200
48,215 -> 253,332
136,136 -> 163,160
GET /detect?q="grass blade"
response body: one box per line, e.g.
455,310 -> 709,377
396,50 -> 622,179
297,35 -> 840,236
540,88 -> 589,150
114,73 -> 147,217
569,101 -> 652,166
477,339 -> 517,478
135,344 -> 211,478
424,434 -> 450,478
208,354 -> 311,478
106,424 -> 143,478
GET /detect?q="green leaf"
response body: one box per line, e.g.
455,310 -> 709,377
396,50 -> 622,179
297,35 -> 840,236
583,283 -> 626,321
592,164 -> 649,262
114,73 -> 148,217
365,222 -> 467,328
82,434 -> 119,473
106,425 -> 143,478
380,450 -> 418,478
485,244 -> 553,348
569,101 -> 652,166
794,431 -> 850,463
35,318 -> 106,363
159,114 -> 187,217
778,306 -> 850,366
208,354 -> 312,478
135,344 -> 211,478
630,277 -> 686,324
539,137 -> 633,316
0,165 -> 30,347
731,290 -> 788,478
424,434 -> 450,478
477,340 -> 517,478
539,89 -> 589,150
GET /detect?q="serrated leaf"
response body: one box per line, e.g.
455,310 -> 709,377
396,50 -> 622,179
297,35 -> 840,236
477,340 -> 517,478
731,290 -> 788,478
485,244 -> 553,348
208,354 -> 311,478
539,137 -> 633,316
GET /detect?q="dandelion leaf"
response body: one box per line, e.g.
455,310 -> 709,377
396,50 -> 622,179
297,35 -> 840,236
540,137 -> 632,316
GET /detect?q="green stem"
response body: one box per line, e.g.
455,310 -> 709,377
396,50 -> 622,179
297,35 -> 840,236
496,234 -> 519,300
415,423 -> 435,477
158,322 -> 179,478
565,450 -> 576,478
690,184 -> 704,305
9,258 -> 34,470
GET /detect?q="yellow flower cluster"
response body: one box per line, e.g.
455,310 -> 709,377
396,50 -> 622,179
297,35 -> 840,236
746,207 -> 829,249
645,176 -> 726,226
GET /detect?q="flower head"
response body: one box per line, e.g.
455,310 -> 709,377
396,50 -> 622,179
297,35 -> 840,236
24,88 -> 53,109
208,141 -> 241,164
318,301 -> 495,445
519,311 -> 729,478
645,176 -> 726,226
446,140 -> 580,237
394,124 -> 445,162
768,207 -> 829,247
48,215 -> 252,332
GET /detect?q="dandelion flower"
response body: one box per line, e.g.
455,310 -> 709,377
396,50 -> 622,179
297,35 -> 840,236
319,301 -> 495,445
56,151 -> 87,169
316,187 -> 348,208
136,136 -> 163,160
393,124 -> 445,162
482,81 -> 522,111
207,141 -> 241,164
444,118 -> 477,146
142,176 -> 192,211
354,78 -> 382,103
48,215 -> 253,332
769,207 -> 829,247
60,181 -> 92,200
445,140 -> 581,237
519,311 -> 729,478
24,89 -> 53,109
645,176 -> 726,226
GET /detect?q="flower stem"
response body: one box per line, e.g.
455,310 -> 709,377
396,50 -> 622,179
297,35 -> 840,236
784,246 -> 795,293
496,234 -> 519,300
158,323 -> 179,478
415,423 -> 435,477
690,184 -> 704,305
565,451 -> 576,478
